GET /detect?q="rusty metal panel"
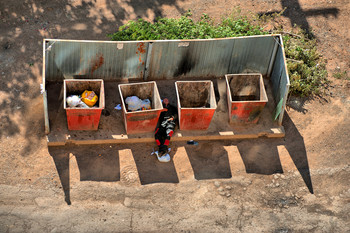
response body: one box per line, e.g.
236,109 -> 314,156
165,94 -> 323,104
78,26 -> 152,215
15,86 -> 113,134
146,39 -> 235,80
229,36 -> 276,75
45,39 -> 147,81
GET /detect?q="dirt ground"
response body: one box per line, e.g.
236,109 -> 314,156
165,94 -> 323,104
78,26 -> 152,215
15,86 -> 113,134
0,0 -> 349,232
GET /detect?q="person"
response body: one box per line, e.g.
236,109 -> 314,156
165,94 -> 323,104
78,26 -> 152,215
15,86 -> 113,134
153,98 -> 177,162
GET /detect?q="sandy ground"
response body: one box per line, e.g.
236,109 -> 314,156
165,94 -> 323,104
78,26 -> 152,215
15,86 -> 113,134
0,0 -> 349,232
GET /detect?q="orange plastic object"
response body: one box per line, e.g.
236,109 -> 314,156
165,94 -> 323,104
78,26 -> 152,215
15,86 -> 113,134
81,90 -> 98,107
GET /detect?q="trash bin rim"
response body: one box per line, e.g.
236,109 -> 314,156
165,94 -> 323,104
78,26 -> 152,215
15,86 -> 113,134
118,81 -> 164,113
224,73 -> 268,103
63,79 -> 105,110
175,80 -> 217,109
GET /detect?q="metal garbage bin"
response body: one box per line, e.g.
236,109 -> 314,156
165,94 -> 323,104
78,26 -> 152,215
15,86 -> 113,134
118,81 -> 163,134
175,81 -> 217,130
64,79 -> 105,130
225,73 -> 268,124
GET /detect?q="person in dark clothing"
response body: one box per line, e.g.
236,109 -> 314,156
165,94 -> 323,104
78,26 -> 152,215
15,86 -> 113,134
154,98 -> 177,162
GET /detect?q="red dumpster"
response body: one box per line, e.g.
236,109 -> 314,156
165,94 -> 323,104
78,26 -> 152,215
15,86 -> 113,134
118,81 -> 163,134
64,79 -> 105,130
175,81 -> 217,130
225,73 -> 268,124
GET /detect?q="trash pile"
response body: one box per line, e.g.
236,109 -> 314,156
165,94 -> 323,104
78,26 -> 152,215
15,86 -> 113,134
66,90 -> 98,108
125,96 -> 151,111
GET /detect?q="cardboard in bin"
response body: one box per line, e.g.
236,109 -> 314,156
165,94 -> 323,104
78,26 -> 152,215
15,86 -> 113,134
118,81 -> 163,134
175,81 -> 217,130
64,79 -> 105,130
225,73 -> 268,124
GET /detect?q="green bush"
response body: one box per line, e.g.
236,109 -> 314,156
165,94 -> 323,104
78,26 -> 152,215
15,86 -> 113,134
108,10 -> 328,97
282,30 -> 328,96
108,11 -> 266,41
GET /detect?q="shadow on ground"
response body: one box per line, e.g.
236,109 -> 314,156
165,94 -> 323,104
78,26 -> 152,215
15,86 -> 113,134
49,146 -> 71,205
232,112 -> 313,193
258,0 -> 339,37
48,110 -> 313,206
184,142 -> 232,180
0,0 -> 184,157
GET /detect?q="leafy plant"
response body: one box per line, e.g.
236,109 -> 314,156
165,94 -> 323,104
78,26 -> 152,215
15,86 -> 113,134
108,10 -> 329,97
281,29 -> 329,96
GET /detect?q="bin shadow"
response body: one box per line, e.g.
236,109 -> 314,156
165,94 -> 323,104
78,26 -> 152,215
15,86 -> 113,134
70,145 -> 120,182
127,143 -> 179,185
283,113 -> 313,194
49,146 -> 71,205
236,139 -> 284,174
184,142 -> 232,180
230,112 -> 313,194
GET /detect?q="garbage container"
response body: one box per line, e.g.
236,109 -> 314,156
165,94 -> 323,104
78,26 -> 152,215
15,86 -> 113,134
225,73 -> 268,124
119,81 -> 163,134
64,79 -> 105,130
175,81 -> 217,130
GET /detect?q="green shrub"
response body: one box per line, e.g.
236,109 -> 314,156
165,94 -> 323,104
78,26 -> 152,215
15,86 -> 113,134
281,30 -> 328,96
108,10 -> 328,97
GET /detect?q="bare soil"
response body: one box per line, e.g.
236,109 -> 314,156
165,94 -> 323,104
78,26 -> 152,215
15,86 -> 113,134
0,0 -> 349,232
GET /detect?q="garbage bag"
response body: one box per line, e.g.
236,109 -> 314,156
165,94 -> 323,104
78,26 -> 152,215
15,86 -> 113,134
125,96 -> 142,111
67,95 -> 81,107
141,99 -> 151,110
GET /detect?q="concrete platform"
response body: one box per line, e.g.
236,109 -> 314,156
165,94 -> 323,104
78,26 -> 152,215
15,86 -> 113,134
46,78 -> 284,146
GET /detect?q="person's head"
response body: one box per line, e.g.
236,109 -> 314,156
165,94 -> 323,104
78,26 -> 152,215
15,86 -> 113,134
163,98 -> 169,107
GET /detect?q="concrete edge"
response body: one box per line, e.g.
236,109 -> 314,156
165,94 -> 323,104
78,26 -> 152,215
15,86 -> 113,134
47,126 -> 285,147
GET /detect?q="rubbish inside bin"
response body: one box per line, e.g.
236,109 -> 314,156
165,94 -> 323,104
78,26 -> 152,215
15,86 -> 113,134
66,95 -> 81,107
125,96 -> 152,111
66,95 -> 90,108
66,90 -> 99,108
141,99 -> 151,110
81,90 -> 98,107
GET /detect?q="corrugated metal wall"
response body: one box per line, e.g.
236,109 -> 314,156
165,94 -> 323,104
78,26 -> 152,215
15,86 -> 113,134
43,35 -> 289,125
145,39 -> 235,79
45,40 -> 148,81
270,36 -> 290,124
228,36 -> 276,75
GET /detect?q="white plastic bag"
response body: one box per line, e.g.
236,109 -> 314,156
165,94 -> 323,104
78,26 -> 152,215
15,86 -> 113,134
141,99 -> 151,110
67,95 -> 81,107
125,96 -> 142,111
